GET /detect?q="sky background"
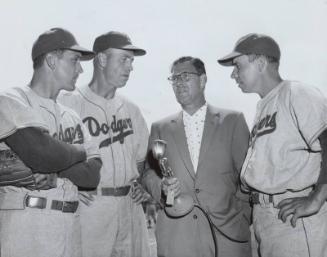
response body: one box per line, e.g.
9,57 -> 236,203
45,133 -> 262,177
0,0 -> 326,128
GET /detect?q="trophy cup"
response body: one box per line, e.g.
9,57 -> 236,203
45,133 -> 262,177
152,139 -> 194,217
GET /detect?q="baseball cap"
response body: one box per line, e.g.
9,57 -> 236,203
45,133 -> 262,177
218,33 -> 281,66
32,28 -> 95,61
93,31 -> 146,56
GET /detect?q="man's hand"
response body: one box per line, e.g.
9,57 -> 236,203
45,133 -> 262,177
78,191 -> 95,206
277,186 -> 327,227
130,181 -> 151,205
145,201 -> 158,228
34,173 -> 57,190
161,177 -> 181,197
0,157 -> 35,188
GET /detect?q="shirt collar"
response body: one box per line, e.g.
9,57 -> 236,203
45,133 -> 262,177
79,84 -> 124,110
183,103 -> 207,119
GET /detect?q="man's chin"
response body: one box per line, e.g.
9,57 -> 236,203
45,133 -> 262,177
238,84 -> 247,93
117,82 -> 128,88
65,84 -> 76,92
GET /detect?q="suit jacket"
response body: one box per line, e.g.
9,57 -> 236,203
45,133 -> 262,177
143,104 -> 251,257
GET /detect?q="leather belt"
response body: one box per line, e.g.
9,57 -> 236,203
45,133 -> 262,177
91,186 -> 131,196
250,192 -> 273,205
25,195 -> 79,213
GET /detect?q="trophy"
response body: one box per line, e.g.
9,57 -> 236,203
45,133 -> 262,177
152,139 -> 194,217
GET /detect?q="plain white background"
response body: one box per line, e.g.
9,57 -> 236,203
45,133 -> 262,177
1,0 -> 326,127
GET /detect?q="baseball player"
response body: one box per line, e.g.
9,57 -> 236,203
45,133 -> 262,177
0,28 -> 101,257
59,31 -> 151,257
218,33 -> 327,257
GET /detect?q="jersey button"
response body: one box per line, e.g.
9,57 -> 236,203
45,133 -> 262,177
193,214 -> 197,219
195,189 -> 200,194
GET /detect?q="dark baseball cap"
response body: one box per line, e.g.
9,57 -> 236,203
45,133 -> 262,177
218,33 -> 281,66
32,28 -> 95,61
93,31 -> 146,56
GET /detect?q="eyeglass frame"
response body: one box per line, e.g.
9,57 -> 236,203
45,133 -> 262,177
167,71 -> 200,84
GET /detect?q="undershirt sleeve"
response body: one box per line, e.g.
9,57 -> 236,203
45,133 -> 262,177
317,129 -> 327,184
5,127 -> 86,173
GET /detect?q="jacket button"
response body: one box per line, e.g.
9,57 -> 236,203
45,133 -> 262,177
195,189 -> 200,193
193,214 -> 197,219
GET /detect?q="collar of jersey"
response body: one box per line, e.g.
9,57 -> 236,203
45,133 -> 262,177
257,80 -> 288,110
79,84 -> 124,110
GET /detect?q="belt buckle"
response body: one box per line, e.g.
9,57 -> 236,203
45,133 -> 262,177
61,201 -> 78,213
113,187 -> 119,197
249,192 -> 259,206
25,195 -> 47,209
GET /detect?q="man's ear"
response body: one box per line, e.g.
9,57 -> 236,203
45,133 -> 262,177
257,56 -> 267,72
96,53 -> 107,69
45,53 -> 56,70
199,74 -> 207,90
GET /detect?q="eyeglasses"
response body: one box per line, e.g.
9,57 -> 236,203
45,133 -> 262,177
167,72 -> 200,84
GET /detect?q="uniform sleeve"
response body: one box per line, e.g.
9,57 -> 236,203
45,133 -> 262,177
318,129 -> 327,184
134,107 -> 150,163
290,85 -> 327,148
0,94 -> 48,139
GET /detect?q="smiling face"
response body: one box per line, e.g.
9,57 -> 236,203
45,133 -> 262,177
53,49 -> 83,92
170,60 -> 206,110
103,48 -> 134,89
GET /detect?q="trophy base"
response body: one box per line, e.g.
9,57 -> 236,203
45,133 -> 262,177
165,193 -> 194,217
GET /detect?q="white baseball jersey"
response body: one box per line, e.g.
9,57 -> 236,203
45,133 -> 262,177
59,84 -> 149,187
59,85 -> 151,257
241,80 -> 327,194
0,85 -> 99,199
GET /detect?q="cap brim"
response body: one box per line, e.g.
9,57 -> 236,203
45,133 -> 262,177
217,51 -> 242,66
121,44 -> 146,56
68,45 -> 95,61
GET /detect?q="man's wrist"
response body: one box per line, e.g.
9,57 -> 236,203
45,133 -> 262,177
311,183 -> 327,205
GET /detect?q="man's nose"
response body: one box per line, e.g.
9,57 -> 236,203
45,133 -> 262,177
126,60 -> 133,72
77,62 -> 83,74
231,67 -> 237,79
174,79 -> 185,87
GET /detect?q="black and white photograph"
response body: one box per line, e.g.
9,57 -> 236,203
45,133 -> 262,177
0,1 -> 326,257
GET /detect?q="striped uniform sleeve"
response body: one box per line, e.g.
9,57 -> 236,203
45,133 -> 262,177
0,93 -> 48,139
290,84 -> 327,149
134,107 -> 150,164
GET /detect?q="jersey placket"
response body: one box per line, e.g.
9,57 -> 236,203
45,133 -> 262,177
106,101 -> 128,187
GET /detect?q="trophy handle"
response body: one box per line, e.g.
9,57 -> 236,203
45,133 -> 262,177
159,158 -> 174,178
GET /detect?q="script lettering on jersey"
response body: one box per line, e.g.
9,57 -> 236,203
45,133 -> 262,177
251,112 -> 277,142
53,124 -> 84,144
83,115 -> 134,148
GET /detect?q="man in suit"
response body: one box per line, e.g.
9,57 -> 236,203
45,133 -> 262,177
142,56 -> 252,257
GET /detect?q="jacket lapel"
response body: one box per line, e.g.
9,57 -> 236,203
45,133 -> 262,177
170,112 -> 196,180
197,105 -> 220,171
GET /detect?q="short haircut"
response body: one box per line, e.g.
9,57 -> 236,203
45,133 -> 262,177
33,54 -> 46,70
171,56 -> 206,75
92,48 -> 113,68
33,49 -> 64,70
247,54 -> 279,69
